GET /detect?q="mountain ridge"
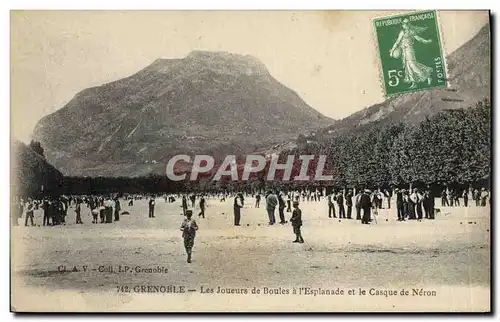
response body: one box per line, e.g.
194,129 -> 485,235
33,51 -> 332,177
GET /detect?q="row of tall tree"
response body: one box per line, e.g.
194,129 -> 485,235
296,99 -> 491,189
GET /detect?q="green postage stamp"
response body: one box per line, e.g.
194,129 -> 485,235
374,10 -> 447,96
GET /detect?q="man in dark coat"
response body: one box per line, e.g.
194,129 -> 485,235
290,201 -> 304,243
360,190 -> 372,224
42,199 -> 50,226
182,195 -> 188,215
395,188 -> 404,221
277,192 -> 286,224
114,197 -> 121,221
198,195 -> 206,218
148,196 -> 155,218
336,191 -> 346,219
233,193 -> 243,226
345,189 -> 353,219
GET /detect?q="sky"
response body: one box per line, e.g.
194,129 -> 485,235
11,10 -> 489,142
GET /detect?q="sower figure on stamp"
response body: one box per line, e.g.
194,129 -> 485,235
389,18 -> 433,89
180,210 -> 198,263
290,201 -> 304,243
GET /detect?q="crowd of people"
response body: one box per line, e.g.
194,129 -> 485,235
11,186 -> 490,263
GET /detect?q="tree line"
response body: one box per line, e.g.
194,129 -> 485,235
296,99 -> 491,190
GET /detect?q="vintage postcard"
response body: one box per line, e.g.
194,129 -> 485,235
10,10 -> 491,312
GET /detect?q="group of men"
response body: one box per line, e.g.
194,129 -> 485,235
12,196 -> 70,227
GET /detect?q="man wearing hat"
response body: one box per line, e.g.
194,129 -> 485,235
180,210 -> 198,263
290,201 -> 304,243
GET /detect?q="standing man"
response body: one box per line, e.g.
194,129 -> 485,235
75,199 -> 83,224
42,198 -> 51,226
233,193 -> 243,226
345,189 -> 353,219
428,190 -> 435,219
105,197 -> 114,223
449,189 -> 455,207
480,188 -> 489,207
255,193 -> 261,208
290,201 -> 304,243
190,195 -> 196,209
198,195 -> 206,218
416,189 -> 423,220
395,188 -> 404,221
24,199 -> 35,227
384,189 -> 392,209
60,198 -> 67,224
114,197 -> 121,221
355,190 -> 362,220
473,189 -> 480,206
327,191 -> 336,218
408,189 -> 417,220
453,190 -> 460,207
286,193 -> 292,212
463,189 -> 469,207
360,189 -> 372,225
401,190 -> 409,219
336,190 -> 346,219
277,192 -> 286,224
182,195 -> 188,215
148,196 -> 155,218
441,189 -> 449,207
265,190 -> 278,225
180,210 -> 198,263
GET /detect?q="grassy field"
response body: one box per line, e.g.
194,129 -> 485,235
11,197 -> 490,312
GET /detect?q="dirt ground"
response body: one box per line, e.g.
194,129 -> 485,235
11,197 -> 490,312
